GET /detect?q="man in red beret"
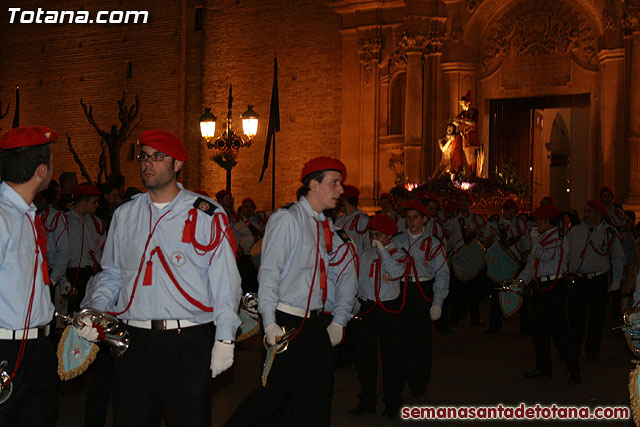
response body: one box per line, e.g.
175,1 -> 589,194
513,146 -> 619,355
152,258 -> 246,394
391,200 -> 449,399
517,204 -> 580,383
378,193 -> 405,234
349,214 -> 406,418
79,129 -> 241,426
481,197 -> 531,335
226,156 -> 357,426
65,184 -> 105,315
599,186 -> 626,231
566,200 -> 624,362
335,184 -> 370,256
0,126 -> 58,425
241,197 -> 270,239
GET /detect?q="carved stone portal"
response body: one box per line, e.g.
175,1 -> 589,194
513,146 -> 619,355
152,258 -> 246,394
480,0 -> 597,74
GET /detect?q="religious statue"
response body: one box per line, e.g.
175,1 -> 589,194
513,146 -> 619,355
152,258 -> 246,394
453,90 -> 484,177
433,122 -> 465,178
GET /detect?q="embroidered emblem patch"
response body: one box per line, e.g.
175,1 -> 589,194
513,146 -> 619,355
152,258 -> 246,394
170,251 -> 186,267
193,197 -> 216,216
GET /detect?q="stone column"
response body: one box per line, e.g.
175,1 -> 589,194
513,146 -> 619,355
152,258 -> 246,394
624,8 -> 640,207
597,48 -> 625,195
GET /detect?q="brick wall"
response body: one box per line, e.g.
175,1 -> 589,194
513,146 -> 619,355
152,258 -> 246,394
0,0 -> 188,190
201,0 -> 343,210
0,0 -> 344,211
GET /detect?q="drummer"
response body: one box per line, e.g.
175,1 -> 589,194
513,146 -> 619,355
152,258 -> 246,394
482,198 -> 531,335
517,204 -> 580,383
456,192 -> 485,326
392,200 -> 449,398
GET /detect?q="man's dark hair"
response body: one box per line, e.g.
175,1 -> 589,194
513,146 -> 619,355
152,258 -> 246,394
549,214 -> 562,227
343,196 -> 358,207
1,144 -> 51,183
59,171 -> 77,189
297,170 -> 327,200
41,181 -> 60,204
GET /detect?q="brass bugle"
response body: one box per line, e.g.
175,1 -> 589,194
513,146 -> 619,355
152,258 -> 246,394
56,308 -> 130,357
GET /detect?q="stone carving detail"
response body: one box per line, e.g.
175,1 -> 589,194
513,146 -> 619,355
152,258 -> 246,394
450,27 -> 463,46
602,7 -> 617,32
481,0 -> 596,73
392,17 -> 447,65
466,0 -> 484,13
622,6 -> 640,35
358,37 -> 382,84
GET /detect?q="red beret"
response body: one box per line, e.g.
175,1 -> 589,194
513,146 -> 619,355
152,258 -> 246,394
503,198 -> 519,212
137,130 -> 188,162
342,185 -> 360,199
195,189 -> 210,198
0,126 -> 57,151
404,200 -> 429,216
300,157 -> 346,182
73,184 -> 101,197
216,190 -> 232,200
540,196 -> 554,206
532,204 -> 561,220
586,200 -> 607,216
380,193 -> 393,202
368,214 -> 398,237
459,191 -> 473,203
242,198 -> 256,208
422,193 -> 440,205
444,200 -> 460,212
600,186 -> 614,196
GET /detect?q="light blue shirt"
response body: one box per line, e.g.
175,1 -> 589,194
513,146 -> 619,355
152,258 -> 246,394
518,227 -> 568,284
323,227 -> 359,323
335,208 -> 370,255
0,182 -> 54,329
357,243 -> 405,301
392,229 -> 450,307
258,196 -> 358,327
68,210 -> 106,269
82,185 -> 241,340
41,206 -> 70,283
567,221 -> 624,286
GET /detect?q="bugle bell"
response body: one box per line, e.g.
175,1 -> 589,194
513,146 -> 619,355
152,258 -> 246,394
0,360 -> 12,405
496,278 -> 530,296
57,308 -> 130,357
263,326 -> 296,354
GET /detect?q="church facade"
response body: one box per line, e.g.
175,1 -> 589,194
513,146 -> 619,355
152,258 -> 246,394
1,0 -> 638,213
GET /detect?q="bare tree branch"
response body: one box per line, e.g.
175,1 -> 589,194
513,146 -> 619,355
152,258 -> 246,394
66,134 -> 93,184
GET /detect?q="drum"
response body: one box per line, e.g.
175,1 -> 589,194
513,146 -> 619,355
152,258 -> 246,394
451,239 -> 486,282
249,237 -> 263,268
485,241 -> 519,283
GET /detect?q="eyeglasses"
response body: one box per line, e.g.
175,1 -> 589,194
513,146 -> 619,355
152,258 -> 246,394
136,152 -> 169,162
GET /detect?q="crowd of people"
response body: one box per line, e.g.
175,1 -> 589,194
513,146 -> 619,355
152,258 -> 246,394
0,125 -> 638,426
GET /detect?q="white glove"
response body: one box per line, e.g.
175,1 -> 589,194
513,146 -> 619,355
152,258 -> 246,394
264,323 -> 284,346
76,316 -> 99,342
210,340 -> 234,378
326,322 -> 344,347
609,281 -> 621,292
59,277 -> 72,296
430,305 -> 442,321
372,240 -> 384,251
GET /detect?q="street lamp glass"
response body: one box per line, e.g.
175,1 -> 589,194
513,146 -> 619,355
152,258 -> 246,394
242,105 -> 259,138
199,107 -> 217,139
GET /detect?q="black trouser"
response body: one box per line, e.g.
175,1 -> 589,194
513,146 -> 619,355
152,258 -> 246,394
66,267 -> 94,314
450,274 -> 482,325
568,274 -> 609,358
225,311 -> 333,426
353,297 -> 405,411
112,323 -> 214,427
403,279 -> 434,395
84,342 -> 114,427
0,335 -> 58,426
237,254 -> 259,294
487,275 -> 503,331
530,282 -> 579,376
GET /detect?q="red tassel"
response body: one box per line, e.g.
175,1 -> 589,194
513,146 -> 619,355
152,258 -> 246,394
182,218 -> 192,243
320,259 -> 327,304
143,260 -> 153,286
42,262 -> 50,285
322,220 -> 333,253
